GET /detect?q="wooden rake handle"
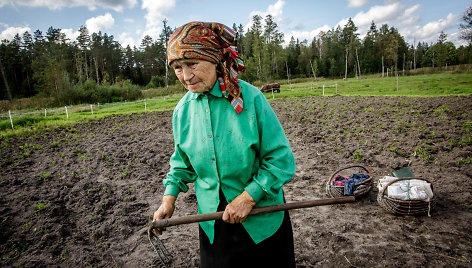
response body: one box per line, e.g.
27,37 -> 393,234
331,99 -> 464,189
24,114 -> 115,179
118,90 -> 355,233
152,196 -> 355,229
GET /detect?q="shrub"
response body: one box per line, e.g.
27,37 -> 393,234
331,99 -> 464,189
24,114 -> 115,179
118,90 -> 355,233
147,75 -> 165,88
58,80 -> 143,105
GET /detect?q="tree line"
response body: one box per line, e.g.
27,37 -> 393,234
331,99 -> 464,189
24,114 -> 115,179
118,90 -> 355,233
1,11 -> 472,104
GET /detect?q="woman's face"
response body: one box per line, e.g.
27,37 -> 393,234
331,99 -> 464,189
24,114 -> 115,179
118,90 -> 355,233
171,59 -> 217,93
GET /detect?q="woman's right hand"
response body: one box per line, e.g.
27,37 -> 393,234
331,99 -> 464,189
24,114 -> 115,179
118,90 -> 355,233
152,195 -> 176,235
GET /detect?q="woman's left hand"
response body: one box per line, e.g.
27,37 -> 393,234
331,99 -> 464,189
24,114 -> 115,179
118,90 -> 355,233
222,191 -> 256,224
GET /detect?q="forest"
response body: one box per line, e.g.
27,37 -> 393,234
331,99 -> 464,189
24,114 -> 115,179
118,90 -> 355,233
1,12 -> 472,106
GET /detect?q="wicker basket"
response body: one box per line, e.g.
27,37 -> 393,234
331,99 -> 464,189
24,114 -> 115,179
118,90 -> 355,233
377,177 -> 435,216
326,165 -> 372,198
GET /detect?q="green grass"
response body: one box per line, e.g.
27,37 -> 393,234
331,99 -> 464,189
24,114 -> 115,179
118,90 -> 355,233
263,72 -> 472,99
1,72 -> 471,139
0,93 -> 184,139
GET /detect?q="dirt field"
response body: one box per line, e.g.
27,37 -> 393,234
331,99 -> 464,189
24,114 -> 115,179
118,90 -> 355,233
1,95 -> 471,267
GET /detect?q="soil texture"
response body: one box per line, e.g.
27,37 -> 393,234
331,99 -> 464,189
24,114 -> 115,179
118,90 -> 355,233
1,95 -> 471,267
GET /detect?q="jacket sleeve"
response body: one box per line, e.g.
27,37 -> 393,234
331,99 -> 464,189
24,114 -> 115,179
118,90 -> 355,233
163,111 -> 197,197
244,92 -> 296,203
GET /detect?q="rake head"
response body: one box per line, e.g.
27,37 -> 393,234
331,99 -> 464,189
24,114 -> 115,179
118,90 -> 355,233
148,224 -> 172,267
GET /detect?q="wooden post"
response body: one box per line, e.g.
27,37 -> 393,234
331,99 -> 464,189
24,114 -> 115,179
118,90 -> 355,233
356,48 -> 361,79
413,37 -> 416,70
403,53 -> 405,76
344,48 -> 348,80
8,110 -> 13,129
382,56 -> 384,78
286,61 -> 292,90
309,59 -> 317,80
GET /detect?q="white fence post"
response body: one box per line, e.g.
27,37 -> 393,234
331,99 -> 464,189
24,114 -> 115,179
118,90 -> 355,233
65,106 -> 69,119
90,104 -> 93,115
45,109 -> 47,118
8,110 -> 13,129
323,85 -> 325,96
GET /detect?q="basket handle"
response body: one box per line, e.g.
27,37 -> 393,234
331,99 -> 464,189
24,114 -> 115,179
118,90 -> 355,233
326,165 -> 370,188
379,177 -> 434,197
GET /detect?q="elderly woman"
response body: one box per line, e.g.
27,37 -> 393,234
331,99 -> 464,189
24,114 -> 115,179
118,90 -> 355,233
153,21 -> 296,267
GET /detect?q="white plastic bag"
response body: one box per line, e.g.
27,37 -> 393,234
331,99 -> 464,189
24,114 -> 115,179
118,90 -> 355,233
378,176 -> 433,202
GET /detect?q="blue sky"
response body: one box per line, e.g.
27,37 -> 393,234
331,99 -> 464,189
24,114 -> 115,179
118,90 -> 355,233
0,0 -> 470,48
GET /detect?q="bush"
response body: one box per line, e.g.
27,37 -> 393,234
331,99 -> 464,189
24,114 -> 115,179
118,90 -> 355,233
147,76 -> 165,88
59,80 -> 143,105
142,83 -> 187,99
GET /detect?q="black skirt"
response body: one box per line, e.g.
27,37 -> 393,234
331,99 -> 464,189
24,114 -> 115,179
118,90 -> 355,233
199,190 -> 295,268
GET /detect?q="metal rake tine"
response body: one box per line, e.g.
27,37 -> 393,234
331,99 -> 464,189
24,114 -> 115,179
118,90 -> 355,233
148,225 -> 172,267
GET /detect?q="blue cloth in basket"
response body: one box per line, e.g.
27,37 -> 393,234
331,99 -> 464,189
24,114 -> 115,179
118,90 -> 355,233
344,174 -> 370,195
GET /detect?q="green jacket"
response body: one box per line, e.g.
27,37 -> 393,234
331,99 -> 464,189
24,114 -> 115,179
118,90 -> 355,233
163,80 -> 296,244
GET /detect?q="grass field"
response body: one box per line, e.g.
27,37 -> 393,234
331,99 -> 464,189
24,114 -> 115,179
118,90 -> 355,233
1,72 -> 471,139
268,72 -> 472,99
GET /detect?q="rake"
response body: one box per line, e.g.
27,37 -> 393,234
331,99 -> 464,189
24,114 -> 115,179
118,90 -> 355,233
148,195 -> 356,266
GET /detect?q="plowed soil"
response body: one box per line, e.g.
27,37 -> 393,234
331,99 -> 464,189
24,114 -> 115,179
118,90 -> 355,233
1,95 -> 471,267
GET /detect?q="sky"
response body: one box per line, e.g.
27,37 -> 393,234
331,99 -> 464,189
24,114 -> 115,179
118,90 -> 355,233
0,0 -> 470,49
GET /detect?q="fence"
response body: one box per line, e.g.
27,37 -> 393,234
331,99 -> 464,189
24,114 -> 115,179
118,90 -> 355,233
309,83 -> 338,96
1,83 -> 340,130
0,97 -> 177,130
284,82 -> 338,96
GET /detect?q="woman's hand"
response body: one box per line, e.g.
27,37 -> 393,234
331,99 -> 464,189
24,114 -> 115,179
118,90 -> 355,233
222,191 -> 256,224
152,195 -> 177,234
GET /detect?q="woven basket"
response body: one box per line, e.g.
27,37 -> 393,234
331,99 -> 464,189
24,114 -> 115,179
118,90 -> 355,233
377,177 -> 435,216
326,165 -> 372,198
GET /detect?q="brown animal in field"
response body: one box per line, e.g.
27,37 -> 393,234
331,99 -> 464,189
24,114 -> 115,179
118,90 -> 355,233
260,83 -> 281,93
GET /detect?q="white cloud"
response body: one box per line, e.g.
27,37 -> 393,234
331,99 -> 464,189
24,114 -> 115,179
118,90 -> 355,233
335,2 -> 424,41
335,2 -> 461,46
119,0 -> 175,51
284,25 -> 331,46
450,31 -> 469,47
0,0 -> 137,12
339,2 -> 403,32
407,13 -> 458,44
347,0 -> 373,8
61,28 -> 80,42
247,0 -> 285,31
141,0 -> 175,31
266,0 -> 285,20
0,25 -> 31,41
124,18 -> 134,23
86,13 -> 115,34
119,32 -> 138,48
397,4 -> 421,27
142,27 -> 160,39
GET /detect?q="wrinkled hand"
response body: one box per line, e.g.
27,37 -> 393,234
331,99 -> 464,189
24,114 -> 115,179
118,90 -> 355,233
152,195 -> 176,235
222,191 -> 256,224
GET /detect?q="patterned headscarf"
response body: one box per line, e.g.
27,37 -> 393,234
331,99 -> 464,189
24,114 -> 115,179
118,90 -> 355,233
167,22 -> 246,114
